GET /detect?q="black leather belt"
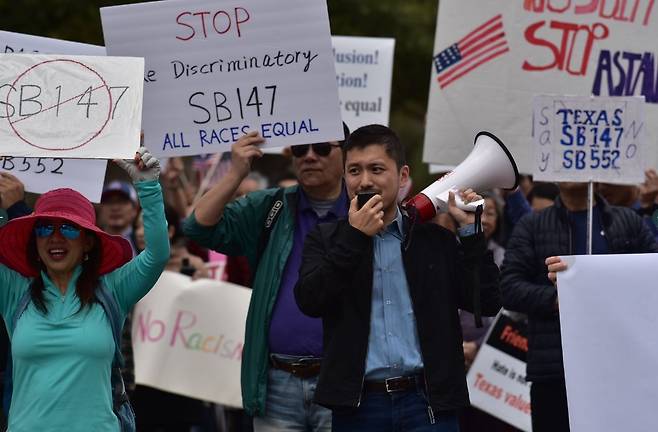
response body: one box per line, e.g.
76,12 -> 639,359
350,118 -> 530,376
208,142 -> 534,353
269,356 -> 322,379
364,373 -> 424,393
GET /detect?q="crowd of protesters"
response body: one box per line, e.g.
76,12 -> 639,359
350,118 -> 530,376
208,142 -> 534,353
1,124 -> 658,432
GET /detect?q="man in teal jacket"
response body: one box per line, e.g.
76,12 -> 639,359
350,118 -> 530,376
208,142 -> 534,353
184,126 -> 349,432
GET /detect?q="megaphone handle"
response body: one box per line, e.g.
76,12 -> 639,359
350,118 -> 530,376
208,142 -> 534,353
455,197 -> 485,212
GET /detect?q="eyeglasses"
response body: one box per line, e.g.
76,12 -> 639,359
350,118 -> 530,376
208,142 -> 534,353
290,142 -> 341,158
34,223 -> 82,240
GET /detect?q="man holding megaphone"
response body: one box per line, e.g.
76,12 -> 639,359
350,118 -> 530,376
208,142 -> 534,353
294,124 -> 501,432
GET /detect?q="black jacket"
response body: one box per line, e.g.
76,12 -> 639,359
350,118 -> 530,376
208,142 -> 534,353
294,216 -> 500,412
500,196 -> 657,382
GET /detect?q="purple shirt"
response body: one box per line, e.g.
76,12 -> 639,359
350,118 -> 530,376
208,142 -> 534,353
268,186 -> 348,356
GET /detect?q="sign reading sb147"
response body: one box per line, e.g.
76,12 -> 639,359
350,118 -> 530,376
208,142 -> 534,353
0,54 -> 144,159
533,95 -> 646,185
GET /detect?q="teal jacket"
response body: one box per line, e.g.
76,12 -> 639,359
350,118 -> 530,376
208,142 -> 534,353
183,186 -> 298,416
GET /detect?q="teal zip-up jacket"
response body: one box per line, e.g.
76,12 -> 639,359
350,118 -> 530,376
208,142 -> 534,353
0,180 -> 169,432
183,186 -> 298,417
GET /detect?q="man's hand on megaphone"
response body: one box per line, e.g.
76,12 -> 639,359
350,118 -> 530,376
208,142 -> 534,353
448,189 -> 481,226
349,194 -> 384,236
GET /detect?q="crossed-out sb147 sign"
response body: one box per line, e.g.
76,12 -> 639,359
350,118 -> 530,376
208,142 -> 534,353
0,54 -> 144,159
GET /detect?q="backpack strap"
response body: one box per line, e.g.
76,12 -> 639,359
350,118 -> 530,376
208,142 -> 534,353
95,282 -> 125,368
254,187 -> 285,268
95,282 -> 131,412
2,288 -> 32,418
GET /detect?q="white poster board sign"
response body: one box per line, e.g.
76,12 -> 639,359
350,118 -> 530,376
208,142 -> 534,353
0,54 -> 144,159
558,254 -> 658,432
101,0 -> 343,157
333,36 -> 395,130
467,312 -> 532,431
132,271 -> 250,407
533,95 -> 645,184
1,30 -> 106,55
0,32 -> 108,202
423,1 -> 658,174
0,156 -> 107,203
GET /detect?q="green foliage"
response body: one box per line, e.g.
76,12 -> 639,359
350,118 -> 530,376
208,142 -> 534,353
0,0 -> 439,190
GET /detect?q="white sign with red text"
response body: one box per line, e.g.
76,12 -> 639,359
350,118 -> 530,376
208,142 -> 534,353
132,271 -> 250,407
0,53 -> 144,159
101,0 -> 343,157
424,0 -> 658,174
0,31 -> 108,202
467,312 -> 532,431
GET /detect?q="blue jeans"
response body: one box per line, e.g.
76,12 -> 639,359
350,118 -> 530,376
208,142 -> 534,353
253,358 -> 331,432
332,388 -> 459,432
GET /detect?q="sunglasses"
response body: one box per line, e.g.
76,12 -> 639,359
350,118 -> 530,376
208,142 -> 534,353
290,142 -> 341,158
34,223 -> 82,240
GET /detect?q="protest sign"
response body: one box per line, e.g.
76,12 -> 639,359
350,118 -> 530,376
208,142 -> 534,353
1,30 -> 106,55
132,271 -> 250,407
467,312 -> 532,431
0,32 -> 108,201
0,54 -> 144,159
558,253 -> 658,432
424,1 -> 658,174
0,156 -> 107,202
533,95 -> 645,184
101,0 -> 343,157
333,36 -> 395,130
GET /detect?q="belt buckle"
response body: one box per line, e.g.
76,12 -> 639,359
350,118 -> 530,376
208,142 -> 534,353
290,357 -> 315,368
385,376 -> 405,393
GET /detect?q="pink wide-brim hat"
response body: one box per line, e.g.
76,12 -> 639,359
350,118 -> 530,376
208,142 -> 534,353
0,188 -> 133,277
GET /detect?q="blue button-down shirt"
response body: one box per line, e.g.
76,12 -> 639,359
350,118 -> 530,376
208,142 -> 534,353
365,209 -> 424,379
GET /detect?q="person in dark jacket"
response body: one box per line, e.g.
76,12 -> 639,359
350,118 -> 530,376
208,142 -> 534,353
294,124 -> 501,432
500,181 -> 657,432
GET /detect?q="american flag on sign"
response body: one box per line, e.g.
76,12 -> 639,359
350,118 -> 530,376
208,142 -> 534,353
433,14 -> 509,89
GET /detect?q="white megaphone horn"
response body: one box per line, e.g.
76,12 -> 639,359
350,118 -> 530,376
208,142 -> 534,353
404,131 -> 519,222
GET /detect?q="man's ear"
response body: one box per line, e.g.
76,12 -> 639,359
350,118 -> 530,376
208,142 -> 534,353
399,165 -> 410,189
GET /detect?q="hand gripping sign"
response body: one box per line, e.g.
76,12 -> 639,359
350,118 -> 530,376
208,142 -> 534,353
0,54 -> 144,159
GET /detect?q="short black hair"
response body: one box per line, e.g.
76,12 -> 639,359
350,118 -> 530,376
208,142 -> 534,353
338,121 -> 350,146
528,182 -> 559,202
343,124 -> 406,168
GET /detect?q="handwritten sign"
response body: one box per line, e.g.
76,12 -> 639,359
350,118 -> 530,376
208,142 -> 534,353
1,30 -> 106,56
0,156 -> 107,202
101,0 -> 343,157
558,254 -> 658,432
132,271 -> 250,407
423,1 -> 658,174
467,311 -> 532,432
0,54 -> 144,159
533,95 -> 645,184
333,36 -> 395,130
0,32 -> 109,202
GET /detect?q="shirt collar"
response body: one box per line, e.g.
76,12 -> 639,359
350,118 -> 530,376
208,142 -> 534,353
41,265 -> 83,298
297,182 -> 349,218
383,207 -> 404,240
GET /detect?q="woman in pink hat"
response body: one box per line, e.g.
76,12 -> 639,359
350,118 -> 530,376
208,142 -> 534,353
0,148 -> 169,432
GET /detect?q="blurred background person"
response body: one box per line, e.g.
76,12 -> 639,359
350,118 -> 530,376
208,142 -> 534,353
131,205 -> 215,432
501,181 -> 657,432
98,180 -> 139,254
526,182 -> 559,212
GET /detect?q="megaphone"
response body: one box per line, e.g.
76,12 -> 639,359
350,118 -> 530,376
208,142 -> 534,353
405,131 -> 519,222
